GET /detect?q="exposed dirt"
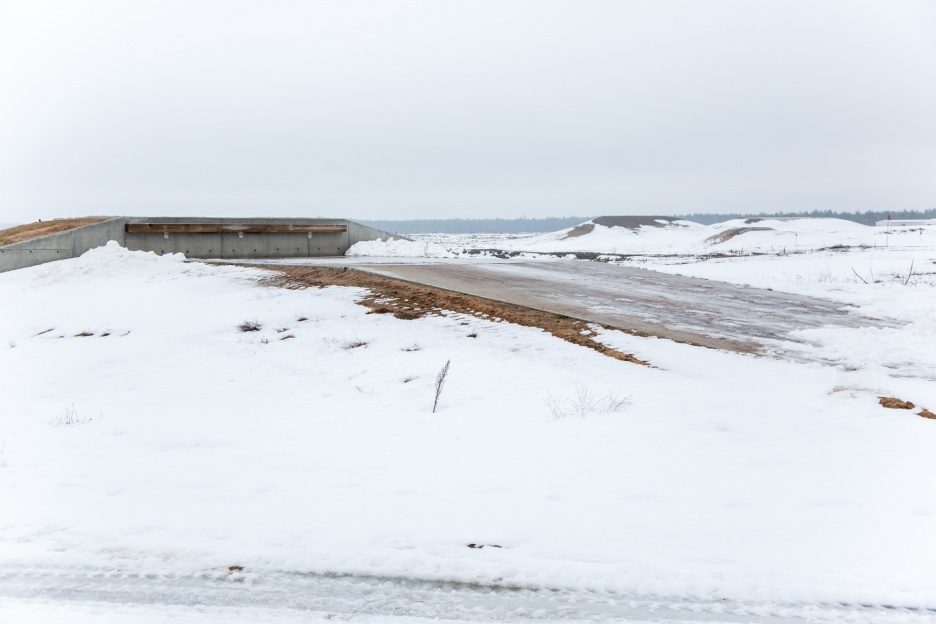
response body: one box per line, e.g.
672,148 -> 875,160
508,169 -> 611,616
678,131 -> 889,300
705,227 -> 774,245
879,396 -> 915,410
264,266 -> 649,365
592,216 -> 680,229
918,408 -> 936,420
562,222 -> 595,238
0,217 -> 111,247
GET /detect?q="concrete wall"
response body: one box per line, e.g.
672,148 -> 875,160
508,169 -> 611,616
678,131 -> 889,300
123,217 -> 403,259
0,217 -> 404,272
0,218 -> 126,273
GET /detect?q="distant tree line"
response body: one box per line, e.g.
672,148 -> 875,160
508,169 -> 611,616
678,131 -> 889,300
361,217 -> 593,233
364,208 -> 936,233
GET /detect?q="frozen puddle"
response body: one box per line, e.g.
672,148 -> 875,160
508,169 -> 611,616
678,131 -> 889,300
2,565 -> 934,623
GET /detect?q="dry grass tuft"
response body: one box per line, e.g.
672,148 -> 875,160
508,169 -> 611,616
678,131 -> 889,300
879,396 -> 915,410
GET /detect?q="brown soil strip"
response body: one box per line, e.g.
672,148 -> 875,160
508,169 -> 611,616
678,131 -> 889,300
918,408 -> 936,420
705,226 -> 774,245
0,217 -> 111,247
264,265 -> 649,365
562,223 -> 595,238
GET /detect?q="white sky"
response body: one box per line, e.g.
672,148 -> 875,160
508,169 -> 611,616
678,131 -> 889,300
1,0 -> 934,221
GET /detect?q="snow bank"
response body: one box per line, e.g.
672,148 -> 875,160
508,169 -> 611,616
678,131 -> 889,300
346,237 -> 455,258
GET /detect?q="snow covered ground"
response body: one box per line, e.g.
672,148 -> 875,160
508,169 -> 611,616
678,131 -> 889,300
449,218 -> 936,256
3,240 -> 936,621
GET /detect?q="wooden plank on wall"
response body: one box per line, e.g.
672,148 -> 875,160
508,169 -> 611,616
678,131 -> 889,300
126,223 -> 348,234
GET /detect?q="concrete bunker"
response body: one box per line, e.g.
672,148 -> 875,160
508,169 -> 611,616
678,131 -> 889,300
0,217 -> 403,272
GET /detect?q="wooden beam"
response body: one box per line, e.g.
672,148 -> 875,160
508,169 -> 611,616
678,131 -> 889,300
126,223 -> 348,234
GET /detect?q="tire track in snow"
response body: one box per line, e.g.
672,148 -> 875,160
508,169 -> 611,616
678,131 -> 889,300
1,565 -> 934,623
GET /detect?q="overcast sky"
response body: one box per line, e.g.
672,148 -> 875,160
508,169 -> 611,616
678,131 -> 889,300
1,1 -> 934,221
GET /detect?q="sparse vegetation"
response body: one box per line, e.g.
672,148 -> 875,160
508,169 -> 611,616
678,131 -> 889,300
402,344 -> 421,352
432,360 -> 451,413
344,339 -> 369,350
51,405 -> 92,426
546,386 -> 629,419
74,331 -> 94,337
879,396 -> 914,410
238,320 -> 262,332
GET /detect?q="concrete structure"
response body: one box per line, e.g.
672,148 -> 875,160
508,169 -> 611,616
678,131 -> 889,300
0,217 -> 402,273
0,217 -> 127,273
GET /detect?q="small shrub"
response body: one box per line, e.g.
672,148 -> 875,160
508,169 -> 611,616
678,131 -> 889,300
546,386 -> 629,419
402,344 -> 421,352
432,360 -> 451,413
74,331 -> 94,337
297,316 -> 308,322
280,334 -> 295,341
402,376 -> 416,383
467,332 -> 478,338
51,405 -> 91,426
238,320 -> 262,332
344,340 -> 369,350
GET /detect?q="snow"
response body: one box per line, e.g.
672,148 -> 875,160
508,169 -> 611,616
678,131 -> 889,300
468,218 -> 936,256
346,237 -> 455,258
3,241 -> 936,617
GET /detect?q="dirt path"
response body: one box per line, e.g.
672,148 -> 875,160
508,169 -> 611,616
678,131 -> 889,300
0,217 -> 109,247
353,261 -> 895,353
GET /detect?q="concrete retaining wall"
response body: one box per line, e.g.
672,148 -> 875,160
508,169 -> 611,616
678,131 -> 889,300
0,217 -> 404,272
123,217 -> 403,259
0,218 -> 127,273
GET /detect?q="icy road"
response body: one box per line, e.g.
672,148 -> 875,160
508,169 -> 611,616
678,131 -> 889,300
356,261 -> 894,353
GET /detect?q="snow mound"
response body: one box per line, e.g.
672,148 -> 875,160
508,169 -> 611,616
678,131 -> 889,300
81,240 -> 186,264
346,237 -> 455,258
493,218 -> 933,255
20,241 -> 264,284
